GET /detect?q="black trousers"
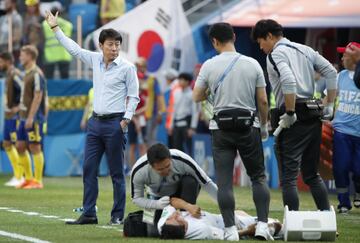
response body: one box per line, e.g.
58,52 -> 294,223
211,127 -> 270,227
173,126 -> 192,154
275,119 -> 330,211
44,61 -> 70,79
148,175 -> 200,237
172,116 -> 192,154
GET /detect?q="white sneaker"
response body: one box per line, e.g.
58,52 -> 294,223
4,177 -> 24,187
255,221 -> 274,241
338,206 -> 350,214
354,193 -> 360,208
224,225 -> 239,241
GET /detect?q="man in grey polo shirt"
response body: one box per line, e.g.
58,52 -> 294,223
193,23 -> 271,241
251,19 -> 337,212
131,143 -> 217,235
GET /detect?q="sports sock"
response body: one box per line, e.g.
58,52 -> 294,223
19,150 -> 33,181
33,152 -> 44,184
5,145 -> 22,179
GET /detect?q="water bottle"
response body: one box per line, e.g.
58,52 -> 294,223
73,206 -> 98,213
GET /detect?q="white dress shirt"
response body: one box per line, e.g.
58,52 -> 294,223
55,29 -> 139,119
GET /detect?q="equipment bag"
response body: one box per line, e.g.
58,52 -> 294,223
214,108 -> 254,131
295,99 -> 324,121
271,99 -> 323,130
123,210 -> 148,237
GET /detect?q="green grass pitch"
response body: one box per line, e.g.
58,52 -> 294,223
0,175 -> 359,242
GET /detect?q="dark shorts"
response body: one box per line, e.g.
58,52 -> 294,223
3,118 -> 18,143
17,120 -> 44,143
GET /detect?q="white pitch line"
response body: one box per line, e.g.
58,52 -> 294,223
0,230 -> 51,243
0,207 -> 122,232
23,212 -> 40,216
96,226 -> 123,232
58,218 -> 76,222
7,209 -> 24,213
40,215 -> 59,219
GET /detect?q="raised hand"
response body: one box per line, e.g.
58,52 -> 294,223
45,10 -> 59,28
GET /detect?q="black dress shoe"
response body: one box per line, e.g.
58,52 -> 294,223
66,214 -> 98,225
108,216 -> 123,225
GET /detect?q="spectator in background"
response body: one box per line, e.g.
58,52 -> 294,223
346,43 -> 360,89
41,7 -> 72,79
136,57 -> 166,146
0,0 -> 23,63
0,0 -> 6,16
164,68 -> 179,148
332,42 -> 360,214
170,73 -> 199,154
127,71 -> 148,169
23,0 -> 44,67
100,0 -> 126,25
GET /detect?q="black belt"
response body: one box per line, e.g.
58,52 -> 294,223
92,112 -> 124,120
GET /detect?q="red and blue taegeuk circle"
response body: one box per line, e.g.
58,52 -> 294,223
137,30 -> 164,72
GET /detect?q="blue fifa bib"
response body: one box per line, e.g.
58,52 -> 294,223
332,70 -> 360,137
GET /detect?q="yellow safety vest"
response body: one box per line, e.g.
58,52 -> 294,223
42,18 -> 73,63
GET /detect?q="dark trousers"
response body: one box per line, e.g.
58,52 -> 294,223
83,116 -> 126,219
173,126 -> 192,154
333,130 -> 360,209
149,175 -> 200,237
172,175 -> 200,204
44,61 -> 70,79
212,127 -> 270,227
275,120 -> 330,211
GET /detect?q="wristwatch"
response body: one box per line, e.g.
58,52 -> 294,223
286,110 -> 295,116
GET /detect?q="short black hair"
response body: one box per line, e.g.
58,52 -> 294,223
251,19 -> 283,41
147,143 -> 171,166
98,29 -> 122,44
208,22 -> 234,44
161,224 -> 186,239
178,72 -> 193,82
0,52 -> 14,63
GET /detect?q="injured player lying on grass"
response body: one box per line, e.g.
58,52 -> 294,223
157,198 -> 283,240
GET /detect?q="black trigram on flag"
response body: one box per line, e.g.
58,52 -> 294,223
118,31 -> 129,53
171,48 -> 181,70
155,8 -> 171,29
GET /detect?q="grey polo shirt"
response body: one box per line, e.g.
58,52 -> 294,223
131,149 -> 218,209
195,52 -> 266,129
267,38 -> 337,108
